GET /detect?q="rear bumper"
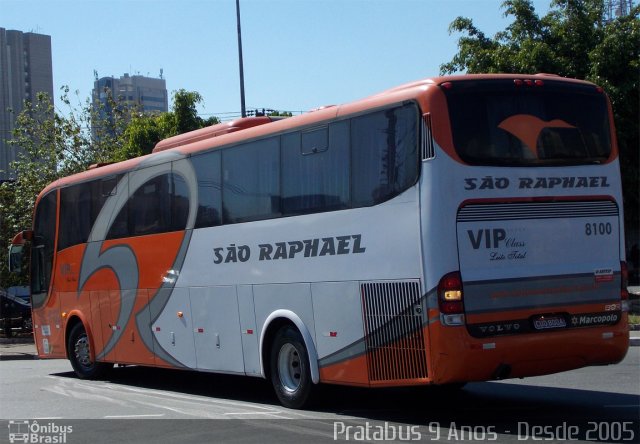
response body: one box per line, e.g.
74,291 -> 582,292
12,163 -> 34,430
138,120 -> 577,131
429,314 -> 629,384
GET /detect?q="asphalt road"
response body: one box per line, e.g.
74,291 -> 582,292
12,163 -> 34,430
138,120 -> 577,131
1,349 -> 638,443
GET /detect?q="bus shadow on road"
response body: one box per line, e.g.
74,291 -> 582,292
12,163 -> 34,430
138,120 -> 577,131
53,366 -> 281,406
317,382 -> 640,442
52,365 -> 640,425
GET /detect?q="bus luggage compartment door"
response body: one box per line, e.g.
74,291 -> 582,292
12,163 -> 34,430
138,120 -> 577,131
456,200 -> 621,337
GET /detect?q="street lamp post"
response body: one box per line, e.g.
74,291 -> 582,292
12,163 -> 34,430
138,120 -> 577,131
236,0 -> 247,118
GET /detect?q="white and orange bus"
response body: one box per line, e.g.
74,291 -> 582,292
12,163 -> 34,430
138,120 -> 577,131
10,74 -> 630,408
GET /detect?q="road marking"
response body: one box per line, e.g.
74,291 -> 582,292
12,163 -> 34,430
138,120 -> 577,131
224,411 -> 283,416
102,383 -> 281,411
104,414 -> 166,418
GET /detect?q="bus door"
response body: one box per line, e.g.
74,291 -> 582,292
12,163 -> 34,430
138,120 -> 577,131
95,289 -> 155,365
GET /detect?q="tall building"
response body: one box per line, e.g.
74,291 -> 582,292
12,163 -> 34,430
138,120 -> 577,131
604,0 -> 634,22
92,73 -> 168,118
0,28 -> 54,181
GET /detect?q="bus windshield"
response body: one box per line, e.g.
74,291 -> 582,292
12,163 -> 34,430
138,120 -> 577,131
444,79 -> 612,166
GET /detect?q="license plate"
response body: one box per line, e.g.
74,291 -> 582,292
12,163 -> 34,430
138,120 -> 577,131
533,316 -> 567,330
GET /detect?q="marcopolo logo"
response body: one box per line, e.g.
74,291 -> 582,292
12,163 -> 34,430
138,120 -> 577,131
8,420 -> 73,443
571,312 -> 620,327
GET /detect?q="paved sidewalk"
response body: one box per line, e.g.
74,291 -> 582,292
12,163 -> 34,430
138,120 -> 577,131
0,337 -> 37,361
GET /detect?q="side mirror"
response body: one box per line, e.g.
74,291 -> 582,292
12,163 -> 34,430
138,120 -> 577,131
8,230 -> 32,273
8,244 -> 23,273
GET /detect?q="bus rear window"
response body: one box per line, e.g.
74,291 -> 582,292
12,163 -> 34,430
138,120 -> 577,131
443,80 -> 612,166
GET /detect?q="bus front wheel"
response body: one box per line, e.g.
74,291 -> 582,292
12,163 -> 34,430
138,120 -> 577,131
270,325 -> 314,409
67,322 -> 112,379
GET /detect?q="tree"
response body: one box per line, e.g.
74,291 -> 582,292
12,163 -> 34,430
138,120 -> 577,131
173,90 -> 206,134
588,7 -> 640,231
2,91 -> 73,242
117,114 -> 164,160
0,182 -> 27,288
267,110 -> 293,117
442,0 -> 639,241
0,87 -> 137,285
116,89 -> 220,160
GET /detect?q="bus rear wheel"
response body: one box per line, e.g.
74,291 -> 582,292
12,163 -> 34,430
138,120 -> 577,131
270,325 -> 314,409
67,322 -> 112,379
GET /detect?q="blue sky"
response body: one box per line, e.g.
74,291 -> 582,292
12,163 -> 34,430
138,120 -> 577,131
3,0 -> 552,120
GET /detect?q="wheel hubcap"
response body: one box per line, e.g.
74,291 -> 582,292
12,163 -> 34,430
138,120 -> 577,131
74,334 -> 92,368
277,343 -> 302,393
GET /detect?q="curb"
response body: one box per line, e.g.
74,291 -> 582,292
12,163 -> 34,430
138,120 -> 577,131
0,337 -> 34,345
0,353 -> 37,361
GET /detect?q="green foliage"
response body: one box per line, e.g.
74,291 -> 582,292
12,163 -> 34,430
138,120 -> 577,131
115,89 -> 220,160
0,183 -> 26,288
2,91 -> 86,236
267,110 -> 293,117
87,87 -> 134,166
173,90 -> 205,134
0,88 -> 133,286
117,115 -> 163,160
442,0 -> 639,240
588,7 -> 640,230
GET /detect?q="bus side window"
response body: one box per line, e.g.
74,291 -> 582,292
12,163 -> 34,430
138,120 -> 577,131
171,171 -> 190,231
100,176 -> 117,197
301,127 -> 328,155
106,180 -> 129,240
129,174 -> 172,236
282,122 -> 350,215
106,171 -> 189,239
31,191 -> 56,298
351,104 -> 419,207
59,185 -> 92,251
222,137 -> 281,223
191,151 -> 222,228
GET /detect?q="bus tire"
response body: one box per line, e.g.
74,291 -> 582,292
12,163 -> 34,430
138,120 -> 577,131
67,322 -> 112,379
270,325 -> 314,409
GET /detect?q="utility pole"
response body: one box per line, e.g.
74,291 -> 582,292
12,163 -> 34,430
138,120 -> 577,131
236,0 -> 247,118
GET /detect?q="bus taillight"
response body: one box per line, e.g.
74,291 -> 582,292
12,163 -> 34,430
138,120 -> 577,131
621,261 -> 630,312
513,79 -> 544,87
438,271 -> 465,326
